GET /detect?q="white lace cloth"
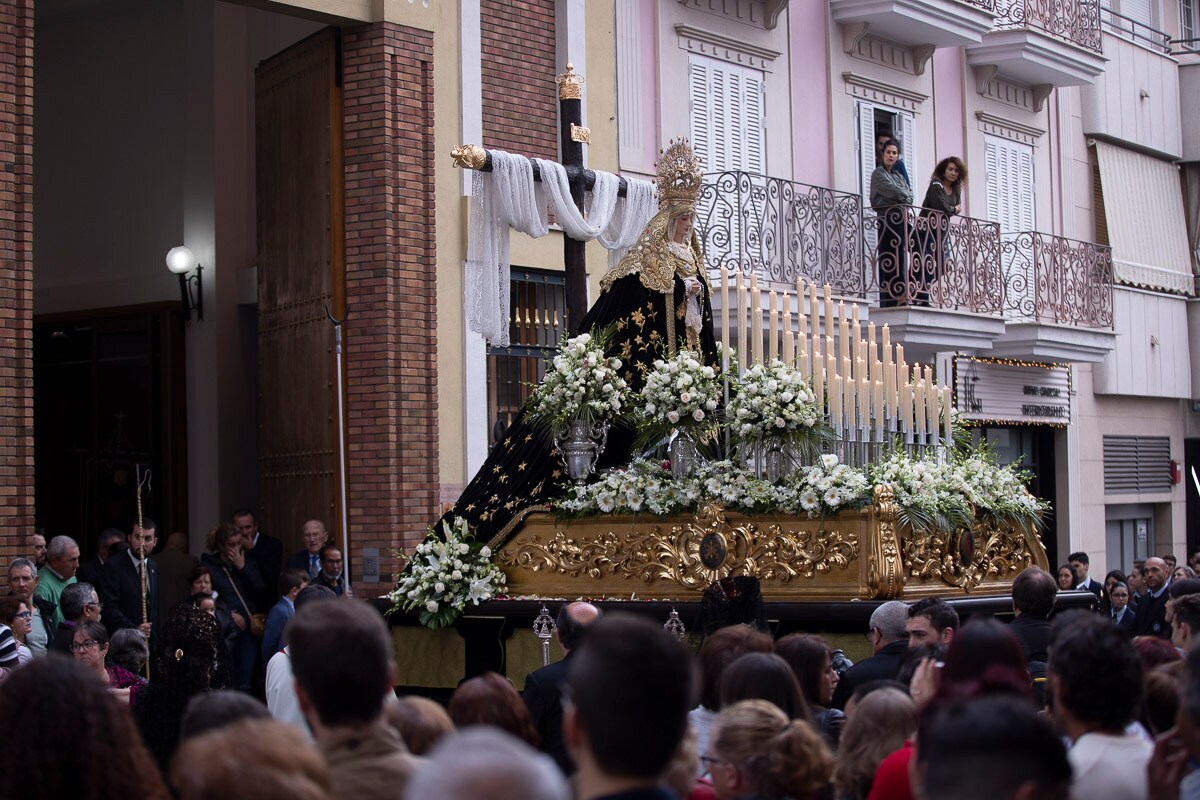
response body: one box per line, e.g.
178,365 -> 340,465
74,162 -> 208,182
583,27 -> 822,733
465,150 -> 657,346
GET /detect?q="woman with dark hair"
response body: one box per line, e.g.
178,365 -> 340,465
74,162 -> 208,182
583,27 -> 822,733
1057,563 -> 1080,591
691,624 -> 774,757
136,601 -> 232,772
775,633 -> 844,746
705,699 -> 832,800
720,652 -> 811,722
1102,568 -> 1130,615
109,627 -> 150,676
200,523 -> 264,691
71,620 -> 145,705
0,657 -> 171,800
870,138 -> 914,307
447,671 -> 540,747
189,564 -> 213,596
0,595 -> 33,665
832,688 -> 915,800
916,156 -> 967,299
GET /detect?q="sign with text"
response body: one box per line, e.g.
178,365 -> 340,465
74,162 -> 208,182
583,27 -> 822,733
953,357 -> 1071,426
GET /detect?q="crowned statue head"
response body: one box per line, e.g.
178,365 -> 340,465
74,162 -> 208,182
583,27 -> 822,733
655,139 -> 704,245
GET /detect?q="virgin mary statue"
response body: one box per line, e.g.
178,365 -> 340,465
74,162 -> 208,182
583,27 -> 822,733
441,140 -> 721,546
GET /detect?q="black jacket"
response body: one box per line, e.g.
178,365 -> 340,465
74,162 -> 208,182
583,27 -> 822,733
1134,588 -> 1170,638
523,653 -> 574,774
1008,615 -> 1052,663
245,533 -> 284,608
100,552 -> 159,633
202,552 -> 266,617
75,556 -> 108,596
285,550 -> 320,579
830,639 -> 909,710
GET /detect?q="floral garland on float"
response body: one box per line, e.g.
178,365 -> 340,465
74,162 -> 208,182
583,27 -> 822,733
387,518 -> 507,628
633,348 -> 724,479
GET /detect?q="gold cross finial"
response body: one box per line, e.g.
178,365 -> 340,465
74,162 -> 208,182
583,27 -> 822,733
556,63 -> 584,100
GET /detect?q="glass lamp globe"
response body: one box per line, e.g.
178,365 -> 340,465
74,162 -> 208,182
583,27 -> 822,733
166,246 -> 197,275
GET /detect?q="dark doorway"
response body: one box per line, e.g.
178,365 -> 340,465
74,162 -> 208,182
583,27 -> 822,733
33,306 -> 187,556
971,425 -> 1059,567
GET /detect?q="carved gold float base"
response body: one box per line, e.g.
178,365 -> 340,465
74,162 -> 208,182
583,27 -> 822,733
496,487 -> 1050,601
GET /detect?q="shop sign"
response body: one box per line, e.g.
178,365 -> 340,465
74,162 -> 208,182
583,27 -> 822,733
953,357 -> 1071,427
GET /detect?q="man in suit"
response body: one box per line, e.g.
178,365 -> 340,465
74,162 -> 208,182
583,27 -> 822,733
75,528 -> 124,593
1008,566 -> 1056,663
831,600 -> 910,709
522,601 -> 601,774
262,568 -> 309,663
1068,551 -> 1103,599
285,519 -> 329,580
100,519 -> 159,637
234,508 -> 283,609
152,532 -> 199,620
1109,582 -> 1136,629
1134,556 -> 1171,638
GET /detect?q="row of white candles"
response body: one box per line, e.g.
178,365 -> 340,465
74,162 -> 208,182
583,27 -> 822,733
717,267 -> 953,445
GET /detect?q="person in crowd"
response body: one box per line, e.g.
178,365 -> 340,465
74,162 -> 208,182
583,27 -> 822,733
109,627 -> 150,676
775,633 -> 844,746
404,727 -> 570,800
290,598 -> 418,800
1129,562 -> 1148,601
233,507 -> 284,608
1057,563 -> 1079,591
915,156 -> 966,296
137,602 -> 233,772
523,600 -> 601,773
172,718 -> 333,800
101,519 -> 159,637
262,568 -> 309,663
660,726 -> 710,800
1153,647 -> 1200,799
831,688 -> 915,800
190,564 -> 214,596
704,699 -> 832,800
1108,582 -> 1136,628
1176,565 -> 1197,583
1069,551 -> 1104,597
202,522 -> 265,692
0,617 -> 19,674
0,596 -> 33,665
916,695 -> 1070,800
71,619 -> 145,705
1190,551 -> 1200,573
1133,636 -> 1182,670
51,581 -> 101,654
191,592 -> 219,616
875,131 -> 911,186
906,597 -> 959,648
153,531 -> 199,621
1140,668 -> 1180,737
1008,566 -> 1057,663
831,601 -> 909,710
1136,557 -> 1173,638
313,543 -> 351,597
564,615 -> 695,800
386,695 -> 456,756
450,671 -> 541,747
35,534 -> 80,624
266,583 -> 337,739
1103,569 -> 1132,614
691,623 -> 774,753
1167,579 -> 1200,629
287,519 -> 331,579
1048,611 -> 1149,799
721,651 -> 810,722
75,527 -> 124,590
8,557 -> 54,656
871,138 -> 914,308
28,529 -> 47,569
841,680 -> 910,719
1164,554 -> 1179,571
179,689 -> 271,741
1173,594 -> 1200,653
0,656 -> 171,800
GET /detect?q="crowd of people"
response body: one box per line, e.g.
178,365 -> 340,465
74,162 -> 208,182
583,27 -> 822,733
4,528 -> 1200,800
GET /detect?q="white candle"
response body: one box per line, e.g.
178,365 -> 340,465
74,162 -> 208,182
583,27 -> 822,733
768,291 -> 778,363
720,266 -> 730,363
751,274 -> 762,365
830,375 -> 842,425
824,285 -> 834,340
735,270 -> 745,368
783,329 -> 795,368
901,380 -> 914,428
942,386 -> 953,445
798,347 -> 808,378
915,380 -> 927,437
838,302 -> 849,365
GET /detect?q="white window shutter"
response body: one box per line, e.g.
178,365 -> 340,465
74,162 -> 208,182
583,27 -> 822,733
985,137 -> 1002,224
689,58 -> 712,170
688,55 -> 765,175
985,135 -> 1035,233
898,110 -> 916,190
1121,0 -> 1153,27
1016,145 -> 1035,232
741,71 -> 765,174
858,101 -> 878,251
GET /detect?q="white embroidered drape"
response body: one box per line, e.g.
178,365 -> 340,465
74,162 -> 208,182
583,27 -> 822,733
465,150 -> 657,346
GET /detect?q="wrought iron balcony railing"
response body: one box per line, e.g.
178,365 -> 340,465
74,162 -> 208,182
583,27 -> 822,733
960,0 -> 997,9
994,0 -> 1103,53
696,172 -> 868,296
1001,231 -> 1114,327
865,206 -> 1005,314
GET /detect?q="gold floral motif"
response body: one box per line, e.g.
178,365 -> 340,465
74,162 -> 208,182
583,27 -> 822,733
863,485 -> 903,599
902,524 -> 1044,592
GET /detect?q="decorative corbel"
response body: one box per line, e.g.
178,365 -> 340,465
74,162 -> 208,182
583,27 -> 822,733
1032,84 -> 1054,112
973,64 -> 1000,96
912,44 -> 935,76
763,0 -> 790,30
842,21 -> 870,55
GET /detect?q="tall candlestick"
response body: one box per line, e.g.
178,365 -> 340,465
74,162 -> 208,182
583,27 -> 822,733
874,380 -> 885,433
882,325 -> 890,360
838,303 -> 849,364
915,380 -> 927,438
781,293 -> 792,363
868,322 -> 877,363
783,330 -> 795,368
721,267 -> 730,363
799,347 -> 809,378
824,285 -> 833,340
942,387 -> 953,445
901,380 -> 914,428
735,270 -> 745,368
768,291 -> 778,363
809,282 -> 820,342
750,273 -> 762,365
830,375 -> 843,425
896,344 -> 904,371
884,360 -> 895,413
795,280 -> 807,341
926,371 -> 939,435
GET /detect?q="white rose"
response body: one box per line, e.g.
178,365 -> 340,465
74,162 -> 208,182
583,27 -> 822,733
667,411 -> 681,424
693,409 -> 705,421
774,417 -> 786,428
451,569 -> 463,580
680,392 -> 692,403
425,600 -> 439,613
822,454 -> 839,469
706,399 -> 718,411
434,582 -> 445,593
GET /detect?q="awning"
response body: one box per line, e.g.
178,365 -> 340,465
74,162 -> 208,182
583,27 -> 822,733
1094,141 -> 1194,296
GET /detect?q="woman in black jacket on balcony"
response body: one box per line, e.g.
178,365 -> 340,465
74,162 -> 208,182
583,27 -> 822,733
870,139 -> 913,307
917,156 -> 967,301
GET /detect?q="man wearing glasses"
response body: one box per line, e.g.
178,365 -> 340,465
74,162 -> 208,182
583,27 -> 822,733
50,581 -> 102,655
285,520 -> 330,580
313,544 -> 351,598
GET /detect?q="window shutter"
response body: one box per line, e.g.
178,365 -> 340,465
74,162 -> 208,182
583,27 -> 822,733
688,55 -> 765,175
1104,436 -> 1172,494
741,72 -> 765,174
1016,145 -> 1034,232
984,135 -> 1035,233
985,138 -> 1002,224
1121,0 -> 1153,27
898,110 -> 916,191
858,101 -> 878,251
689,58 -> 712,170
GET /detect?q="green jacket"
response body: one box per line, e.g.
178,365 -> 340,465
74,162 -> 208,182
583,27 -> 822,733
34,566 -> 76,626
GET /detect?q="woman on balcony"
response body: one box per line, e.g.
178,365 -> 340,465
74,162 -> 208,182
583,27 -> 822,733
870,139 -> 913,307
917,157 -> 967,303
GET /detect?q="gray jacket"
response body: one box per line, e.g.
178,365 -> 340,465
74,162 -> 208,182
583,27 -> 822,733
870,165 -> 913,211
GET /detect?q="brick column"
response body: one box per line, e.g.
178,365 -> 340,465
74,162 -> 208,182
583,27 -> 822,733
0,0 -> 35,578
342,23 -> 438,597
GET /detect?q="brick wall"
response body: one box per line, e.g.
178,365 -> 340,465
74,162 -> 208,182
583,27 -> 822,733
341,23 -> 438,598
0,0 -> 35,583
481,0 -> 558,161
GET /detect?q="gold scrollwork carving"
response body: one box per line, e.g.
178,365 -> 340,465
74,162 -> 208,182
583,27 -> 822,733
902,524 -> 1043,592
863,485 -> 903,599
450,144 -> 488,170
497,504 -> 859,591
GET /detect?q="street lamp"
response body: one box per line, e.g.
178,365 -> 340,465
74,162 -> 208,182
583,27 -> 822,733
166,246 -> 203,322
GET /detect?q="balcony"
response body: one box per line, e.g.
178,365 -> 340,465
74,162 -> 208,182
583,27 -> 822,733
991,231 -> 1117,362
830,0 -> 997,49
966,0 -> 1106,90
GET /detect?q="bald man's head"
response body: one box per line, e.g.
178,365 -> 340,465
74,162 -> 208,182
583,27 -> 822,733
1145,558 -> 1170,592
556,602 -> 602,652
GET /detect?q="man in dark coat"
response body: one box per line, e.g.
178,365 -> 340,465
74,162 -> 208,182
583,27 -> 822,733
1008,566 -> 1057,663
100,520 -> 159,636
75,528 -> 125,595
1134,557 -> 1171,638
234,508 -> 283,609
152,532 -> 199,620
522,601 -> 602,774
1069,551 -> 1104,599
831,600 -> 911,710
285,519 -> 330,579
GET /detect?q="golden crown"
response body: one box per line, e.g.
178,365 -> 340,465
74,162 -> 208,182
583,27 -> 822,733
655,139 -> 703,205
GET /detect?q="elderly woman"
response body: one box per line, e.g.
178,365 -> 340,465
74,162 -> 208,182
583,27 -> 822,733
705,699 -> 832,800
71,620 -> 145,705
870,138 -> 914,308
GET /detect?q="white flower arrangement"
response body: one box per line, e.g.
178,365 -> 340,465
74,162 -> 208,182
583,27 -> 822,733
527,330 -> 630,434
728,360 -> 820,441
388,517 -> 507,629
637,349 -> 723,439
783,453 -> 872,518
557,458 -> 700,516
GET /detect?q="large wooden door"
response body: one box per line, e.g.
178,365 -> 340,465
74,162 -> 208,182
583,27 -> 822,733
255,28 -> 344,556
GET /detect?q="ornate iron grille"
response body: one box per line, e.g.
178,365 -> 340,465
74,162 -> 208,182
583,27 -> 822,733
994,0 -> 1104,53
1001,231 -> 1114,327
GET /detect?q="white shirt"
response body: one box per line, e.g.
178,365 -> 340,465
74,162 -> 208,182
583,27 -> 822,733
265,646 -> 313,742
1068,731 -> 1152,800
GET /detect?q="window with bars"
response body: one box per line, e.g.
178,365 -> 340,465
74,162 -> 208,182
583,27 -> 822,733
486,268 -> 567,447
1104,435 -> 1172,494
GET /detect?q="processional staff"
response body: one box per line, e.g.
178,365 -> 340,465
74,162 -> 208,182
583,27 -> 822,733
451,64 -> 630,335
135,465 -> 151,680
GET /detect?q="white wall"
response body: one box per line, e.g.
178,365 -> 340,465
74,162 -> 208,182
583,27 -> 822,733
1080,33 -> 1183,160
1093,288 -> 1193,398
